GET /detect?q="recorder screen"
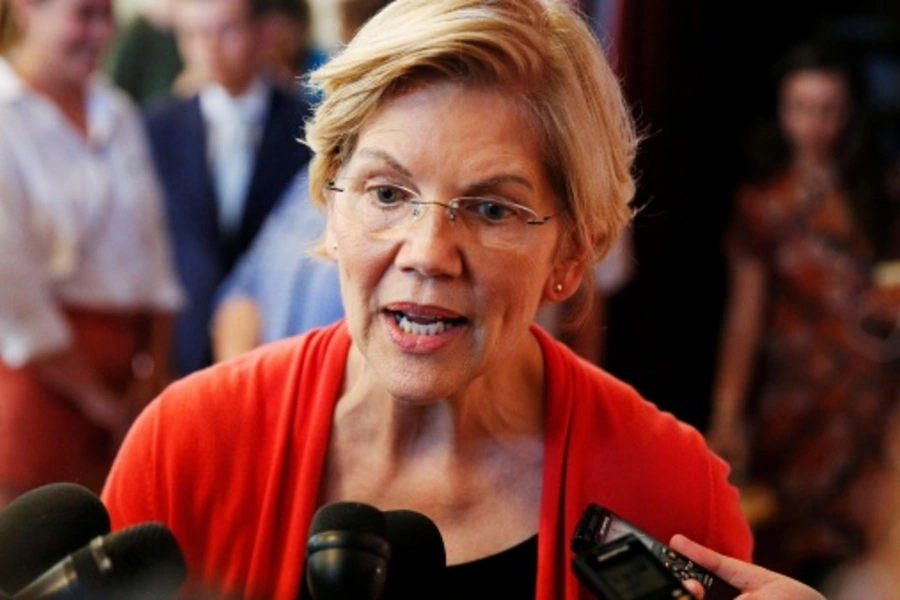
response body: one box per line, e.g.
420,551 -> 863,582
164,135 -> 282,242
604,552 -> 672,597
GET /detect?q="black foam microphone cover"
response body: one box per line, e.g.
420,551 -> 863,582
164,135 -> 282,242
305,501 -> 390,600
0,483 -> 110,595
382,510 -> 447,600
14,521 -> 187,600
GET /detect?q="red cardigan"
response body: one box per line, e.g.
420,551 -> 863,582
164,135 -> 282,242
102,320 -> 752,599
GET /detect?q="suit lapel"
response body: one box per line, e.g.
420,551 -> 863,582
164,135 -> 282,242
183,97 -> 221,241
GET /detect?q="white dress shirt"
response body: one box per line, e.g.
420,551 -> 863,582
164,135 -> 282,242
198,78 -> 269,238
0,58 -> 185,368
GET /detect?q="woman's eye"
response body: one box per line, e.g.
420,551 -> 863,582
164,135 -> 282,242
371,186 -> 405,205
473,200 -> 517,222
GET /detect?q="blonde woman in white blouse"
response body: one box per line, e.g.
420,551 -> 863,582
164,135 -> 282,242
0,0 -> 184,507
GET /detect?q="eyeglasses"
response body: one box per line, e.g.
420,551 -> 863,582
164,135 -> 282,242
326,178 -> 556,249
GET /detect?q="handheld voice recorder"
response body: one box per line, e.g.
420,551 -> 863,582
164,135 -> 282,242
572,533 -> 694,600
570,503 -> 741,600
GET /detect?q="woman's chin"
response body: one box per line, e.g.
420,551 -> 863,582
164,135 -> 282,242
379,370 -> 462,406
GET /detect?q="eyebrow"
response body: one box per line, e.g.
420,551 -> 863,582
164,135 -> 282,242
351,148 -> 536,194
466,175 -> 535,195
352,148 -> 413,178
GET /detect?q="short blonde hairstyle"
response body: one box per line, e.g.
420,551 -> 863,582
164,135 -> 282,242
305,0 -> 637,270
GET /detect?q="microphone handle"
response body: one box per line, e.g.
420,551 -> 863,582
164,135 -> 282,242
14,538 -> 107,600
14,558 -> 77,600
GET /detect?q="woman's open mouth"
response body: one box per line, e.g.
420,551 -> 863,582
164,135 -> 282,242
388,310 -> 467,336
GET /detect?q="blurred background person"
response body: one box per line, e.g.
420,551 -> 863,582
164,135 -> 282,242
172,0 -> 322,98
0,0 -> 183,506
253,0 -> 324,98
588,0 -> 900,438
103,0 -> 182,106
104,0 -> 321,107
707,38 -> 900,589
209,0 -> 391,363
822,403 -> 900,600
144,0 -> 312,377
211,165 -> 342,362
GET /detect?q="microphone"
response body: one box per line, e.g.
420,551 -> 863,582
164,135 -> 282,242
0,483 -> 110,596
13,522 -> 187,600
305,501 -> 391,600
381,509 -> 446,600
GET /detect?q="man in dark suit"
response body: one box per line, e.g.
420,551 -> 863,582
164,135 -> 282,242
144,0 -> 312,376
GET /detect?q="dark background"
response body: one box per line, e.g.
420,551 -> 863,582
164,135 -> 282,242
591,1 -> 900,429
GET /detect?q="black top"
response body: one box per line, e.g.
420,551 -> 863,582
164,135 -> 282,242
299,534 -> 538,600
445,534 -> 538,600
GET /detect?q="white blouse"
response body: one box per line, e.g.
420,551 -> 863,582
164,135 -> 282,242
0,59 -> 185,368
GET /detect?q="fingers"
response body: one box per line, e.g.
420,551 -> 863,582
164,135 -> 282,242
682,578 -> 706,599
669,535 -> 829,600
669,535 -> 724,570
668,534 -> 772,592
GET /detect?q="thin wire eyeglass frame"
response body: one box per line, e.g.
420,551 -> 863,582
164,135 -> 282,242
326,180 -> 557,237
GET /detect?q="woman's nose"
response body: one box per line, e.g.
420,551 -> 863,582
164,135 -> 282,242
410,200 -> 458,223
394,204 -> 465,279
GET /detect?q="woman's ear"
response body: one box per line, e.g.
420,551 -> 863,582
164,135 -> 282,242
324,208 -> 339,261
544,253 -> 588,302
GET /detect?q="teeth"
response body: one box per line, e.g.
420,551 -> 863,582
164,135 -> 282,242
396,314 -> 453,336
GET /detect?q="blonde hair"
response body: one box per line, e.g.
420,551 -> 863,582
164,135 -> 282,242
305,0 -> 638,294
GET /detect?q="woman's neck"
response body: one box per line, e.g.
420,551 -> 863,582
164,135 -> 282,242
320,339 -> 546,564
792,151 -> 835,175
338,337 -> 545,458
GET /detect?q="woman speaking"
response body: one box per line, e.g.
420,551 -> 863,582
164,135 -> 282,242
102,1 -> 753,597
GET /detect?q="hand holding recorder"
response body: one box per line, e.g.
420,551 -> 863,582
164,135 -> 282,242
571,503 -> 826,600
570,503 -> 741,600
668,535 -> 825,600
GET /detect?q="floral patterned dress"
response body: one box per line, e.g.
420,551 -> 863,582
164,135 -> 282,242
727,170 -> 900,582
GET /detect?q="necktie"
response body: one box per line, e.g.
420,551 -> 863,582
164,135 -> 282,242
213,107 -> 254,238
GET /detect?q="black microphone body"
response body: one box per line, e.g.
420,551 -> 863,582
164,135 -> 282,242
0,483 -> 110,596
13,522 -> 187,600
381,509 -> 447,600
304,503 -> 448,600
305,501 -> 391,600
